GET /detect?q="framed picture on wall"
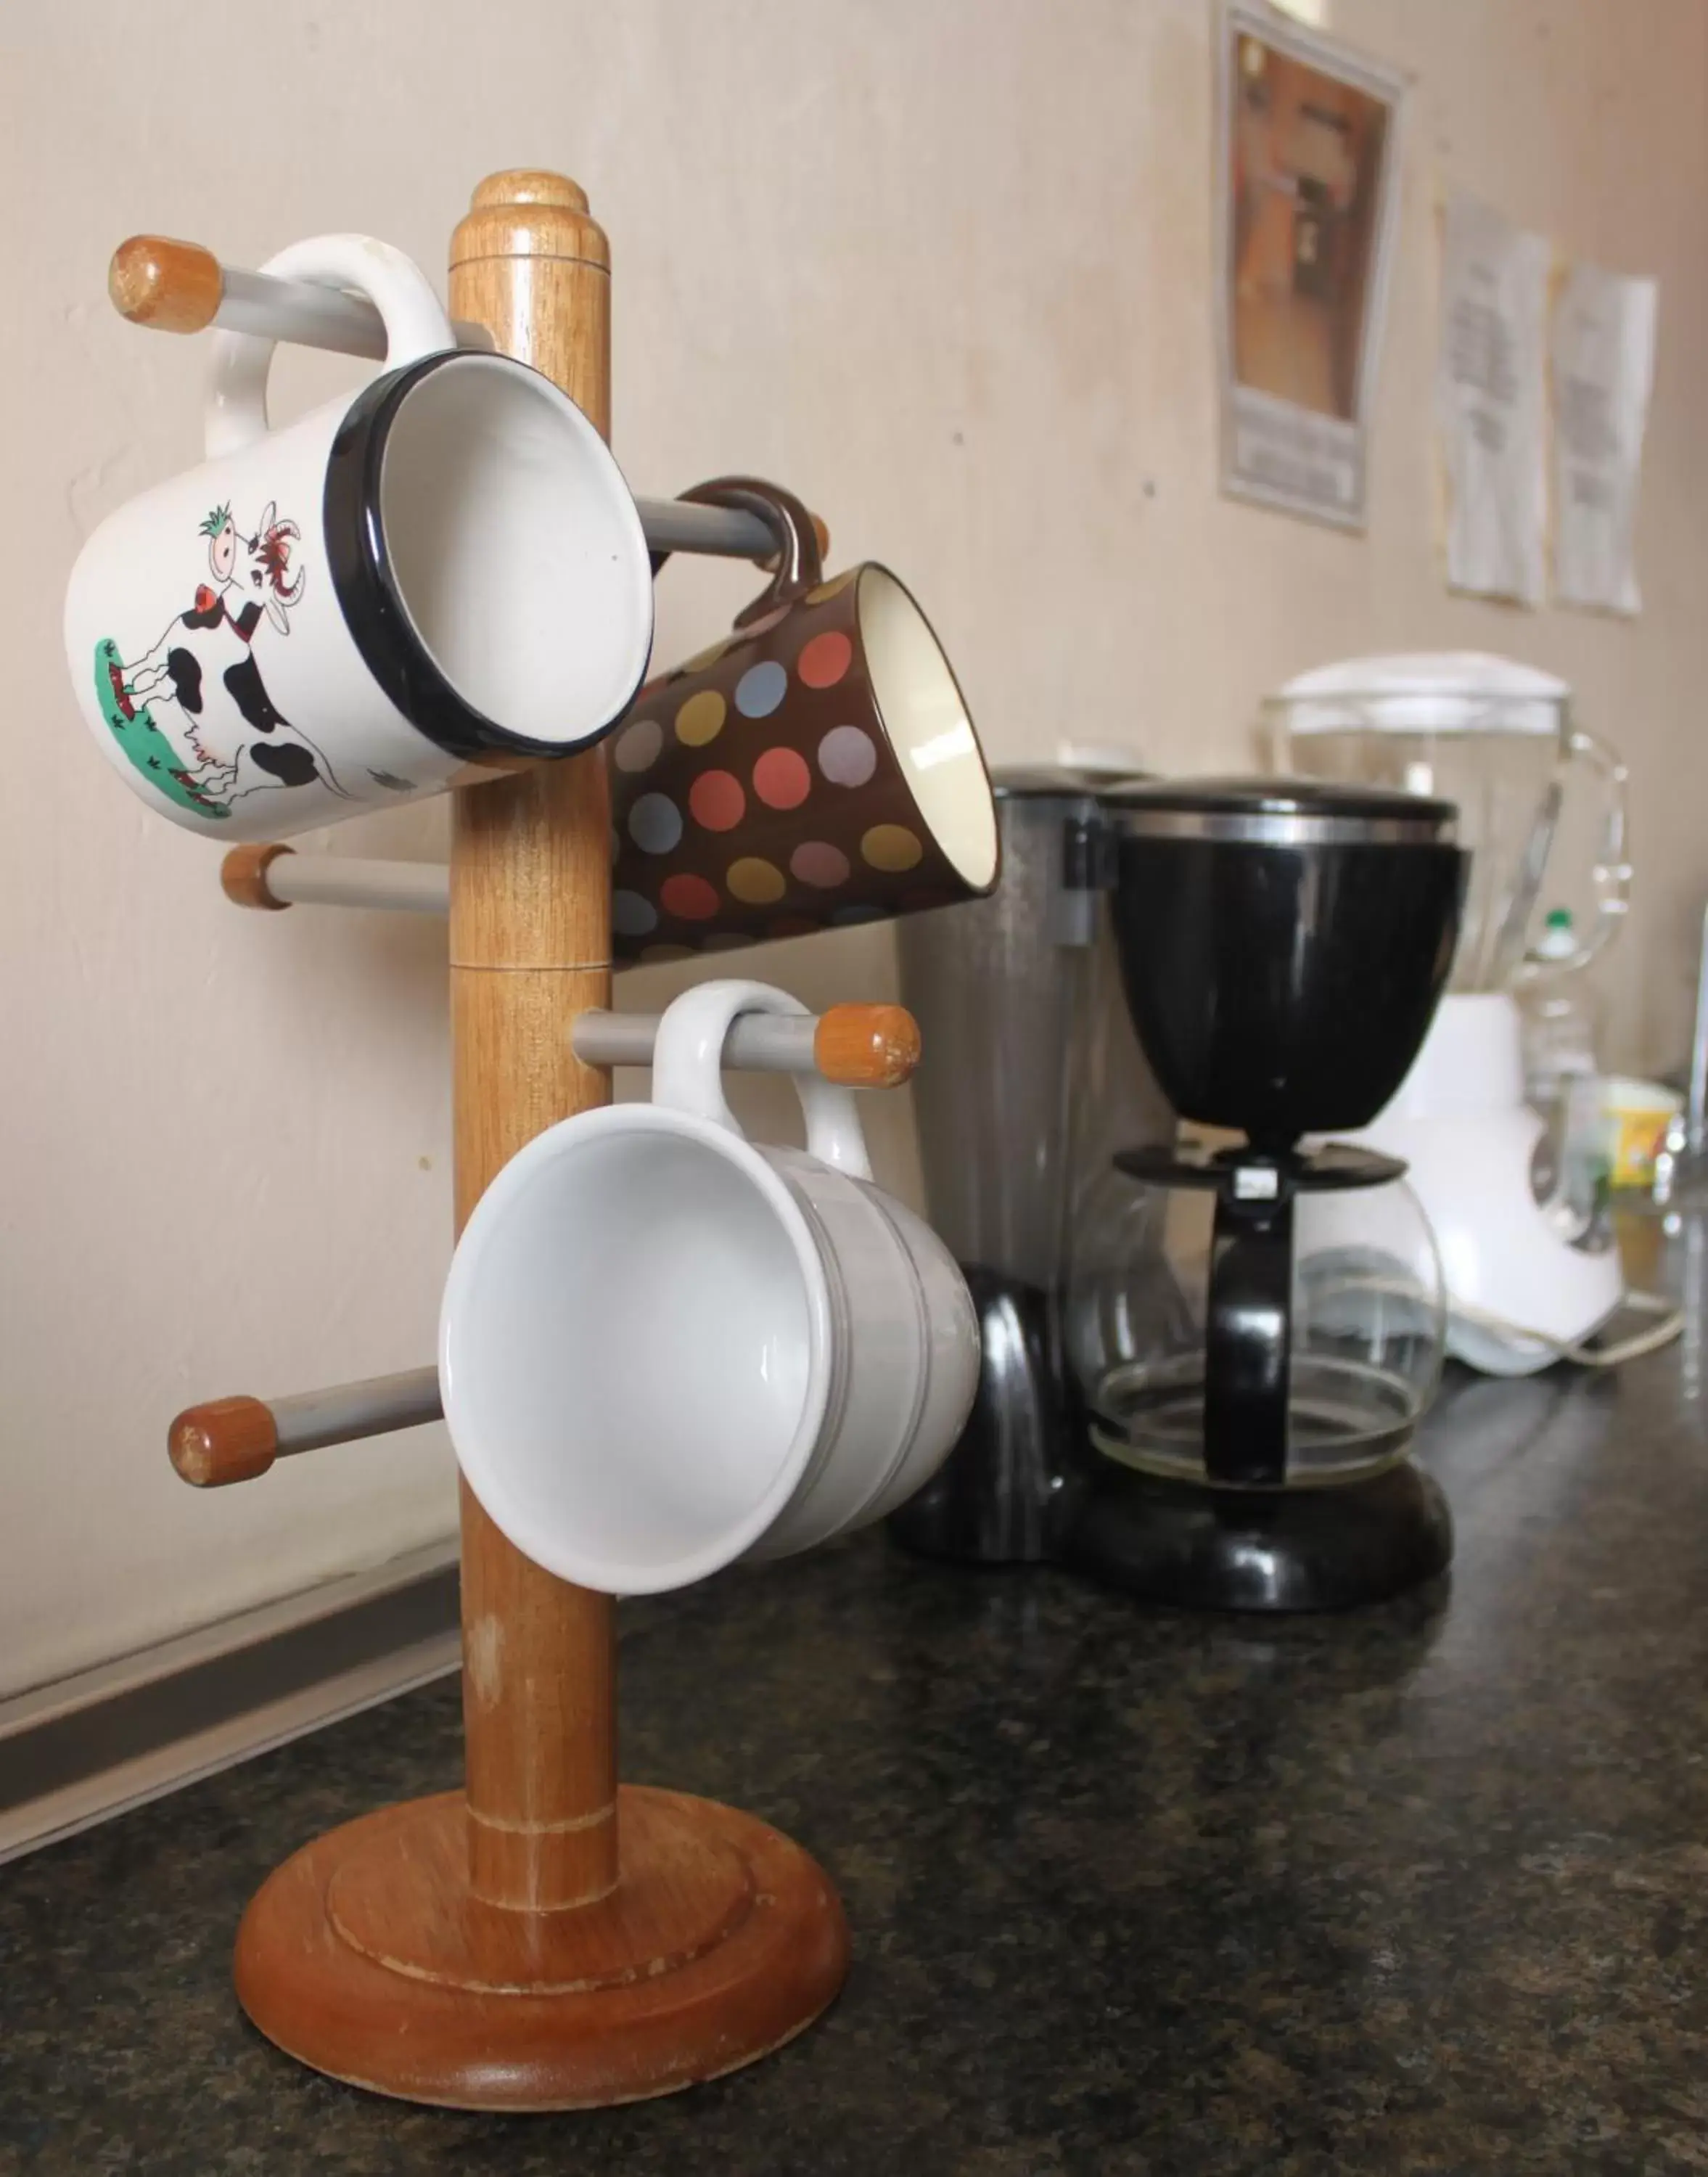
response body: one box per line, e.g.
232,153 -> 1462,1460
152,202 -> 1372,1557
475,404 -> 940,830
1215,1 -> 1407,529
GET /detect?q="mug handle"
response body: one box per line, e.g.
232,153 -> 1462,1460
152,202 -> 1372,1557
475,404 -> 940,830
205,234 -> 456,462
652,979 -> 874,1181
1554,726 -> 1632,972
654,477 -> 826,628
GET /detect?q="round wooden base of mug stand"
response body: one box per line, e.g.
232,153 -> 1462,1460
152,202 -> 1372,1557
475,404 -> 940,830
233,1784 -> 850,2112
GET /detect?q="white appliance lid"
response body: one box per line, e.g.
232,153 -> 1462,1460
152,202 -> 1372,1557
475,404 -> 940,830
1276,652 -> 1569,736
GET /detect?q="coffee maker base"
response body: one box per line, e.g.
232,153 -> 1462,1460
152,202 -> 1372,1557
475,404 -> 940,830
1062,1457 -> 1453,1612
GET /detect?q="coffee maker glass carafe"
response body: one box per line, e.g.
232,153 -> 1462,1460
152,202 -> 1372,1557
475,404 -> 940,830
1075,1161 -> 1445,1489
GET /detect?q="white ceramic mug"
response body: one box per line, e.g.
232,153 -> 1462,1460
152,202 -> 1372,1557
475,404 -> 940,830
439,979 -> 980,1594
65,234 -> 654,841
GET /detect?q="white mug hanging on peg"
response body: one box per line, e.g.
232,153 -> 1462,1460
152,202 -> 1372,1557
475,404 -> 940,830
440,980 -> 980,1595
65,233 -> 654,840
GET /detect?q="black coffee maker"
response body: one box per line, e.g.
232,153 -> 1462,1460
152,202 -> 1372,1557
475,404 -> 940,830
1062,777 -> 1468,1611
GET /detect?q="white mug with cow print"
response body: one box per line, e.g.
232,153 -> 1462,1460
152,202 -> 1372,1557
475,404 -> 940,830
65,233 -> 654,840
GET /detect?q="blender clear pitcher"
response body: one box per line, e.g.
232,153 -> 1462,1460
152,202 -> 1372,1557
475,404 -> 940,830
1265,654 -> 1630,990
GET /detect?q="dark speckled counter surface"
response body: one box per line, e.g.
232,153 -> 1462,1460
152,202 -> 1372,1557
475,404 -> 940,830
6,1254 -> 1708,2174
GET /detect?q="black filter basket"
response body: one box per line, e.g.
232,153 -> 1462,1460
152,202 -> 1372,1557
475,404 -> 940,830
1100,777 -> 1467,1152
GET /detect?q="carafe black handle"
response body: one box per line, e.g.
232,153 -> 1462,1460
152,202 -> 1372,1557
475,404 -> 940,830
1203,1173 -> 1292,1487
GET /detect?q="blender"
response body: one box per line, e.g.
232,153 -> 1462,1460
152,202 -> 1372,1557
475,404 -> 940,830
1270,653 -> 1633,1374
1060,777 -> 1466,1612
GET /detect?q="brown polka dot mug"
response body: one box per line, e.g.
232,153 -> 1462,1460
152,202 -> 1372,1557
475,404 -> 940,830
607,477 -> 999,962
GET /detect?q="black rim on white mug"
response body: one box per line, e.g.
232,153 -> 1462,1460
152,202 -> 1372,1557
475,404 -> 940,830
325,352 -> 653,763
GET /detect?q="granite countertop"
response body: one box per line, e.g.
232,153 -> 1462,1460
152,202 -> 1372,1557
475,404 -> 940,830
5,1246 -> 1708,2173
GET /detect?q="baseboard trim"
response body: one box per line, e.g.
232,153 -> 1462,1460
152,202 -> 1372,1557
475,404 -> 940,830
0,1540 -> 460,1864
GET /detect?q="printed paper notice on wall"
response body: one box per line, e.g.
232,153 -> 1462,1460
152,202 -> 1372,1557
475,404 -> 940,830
1551,262 -> 1657,615
1435,194 -> 1548,607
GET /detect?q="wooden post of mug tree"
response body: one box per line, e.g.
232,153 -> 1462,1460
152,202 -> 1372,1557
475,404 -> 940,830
231,170 -> 849,2112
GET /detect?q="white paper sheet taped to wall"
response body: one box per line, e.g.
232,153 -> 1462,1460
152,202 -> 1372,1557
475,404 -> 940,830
1435,194 -> 1549,607
1551,261 -> 1658,615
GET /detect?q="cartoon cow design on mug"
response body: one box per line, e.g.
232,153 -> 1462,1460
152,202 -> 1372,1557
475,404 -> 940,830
94,503 -> 353,820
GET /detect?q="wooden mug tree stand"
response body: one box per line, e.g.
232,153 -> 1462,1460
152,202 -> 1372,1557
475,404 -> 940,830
118,170 -> 873,2112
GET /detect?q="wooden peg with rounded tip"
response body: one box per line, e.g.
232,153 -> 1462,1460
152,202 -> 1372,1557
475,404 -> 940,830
221,843 -> 295,911
169,1396 -> 278,1488
110,235 -> 224,334
814,1003 -> 921,1088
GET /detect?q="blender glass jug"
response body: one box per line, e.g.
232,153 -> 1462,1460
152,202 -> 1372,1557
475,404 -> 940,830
1265,653 -> 1630,990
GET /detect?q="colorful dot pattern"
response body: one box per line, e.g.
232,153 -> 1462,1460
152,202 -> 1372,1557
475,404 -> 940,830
689,770 -> 745,832
606,562 -> 983,959
734,661 -> 787,718
752,746 -> 810,810
675,689 -> 726,745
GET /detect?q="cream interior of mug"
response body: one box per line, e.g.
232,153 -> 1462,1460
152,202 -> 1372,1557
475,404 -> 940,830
858,566 -> 998,889
378,355 -> 651,746
443,1126 -> 819,1594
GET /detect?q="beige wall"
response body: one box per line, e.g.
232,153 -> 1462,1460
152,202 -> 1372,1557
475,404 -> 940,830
4,0 -> 1704,1694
